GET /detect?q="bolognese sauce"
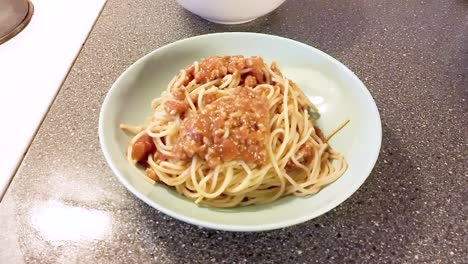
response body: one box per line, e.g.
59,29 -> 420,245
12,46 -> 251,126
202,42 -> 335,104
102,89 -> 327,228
174,87 -> 270,167
185,55 -> 266,84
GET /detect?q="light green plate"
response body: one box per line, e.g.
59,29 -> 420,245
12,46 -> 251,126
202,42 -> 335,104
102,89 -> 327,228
99,32 -> 382,232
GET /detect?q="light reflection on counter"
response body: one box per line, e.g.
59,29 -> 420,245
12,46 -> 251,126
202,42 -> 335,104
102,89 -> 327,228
31,200 -> 111,242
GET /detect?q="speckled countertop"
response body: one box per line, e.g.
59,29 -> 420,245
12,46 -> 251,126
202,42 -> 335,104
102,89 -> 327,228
0,0 -> 467,263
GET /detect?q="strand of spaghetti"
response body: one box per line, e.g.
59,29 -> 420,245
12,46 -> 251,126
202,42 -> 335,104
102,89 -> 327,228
277,87 -> 301,166
209,165 -> 220,193
147,156 -> 173,185
219,74 -> 233,89
266,127 -> 287,202
146,118 -> 179,138
196,86 -> 206,110
227,161 -> 254,193
275,77 -> 291,159
184,89 -> 197,112
183,79 -> 197,93
180,186 -> 199,199
153,136 -> 170,151
173,70 -> 186,88
152,138 -> 175,158
290,156 -> 310,175
198,167 -> 216,188
225,164 -> 273,196
203,194 -> 245,208
120,124 -> 143,134
164,75 -> 178,93
149,160 -> 187,178
198,166 -> 233,199
326,119 -> 350,141
189,156 -> 202,193
303,144 -> 329,184
255,84 -> 275,99
185,79 -> 220,95
284,152 -> 323,194
228,71 -> 241,88
263,66 -> 271,84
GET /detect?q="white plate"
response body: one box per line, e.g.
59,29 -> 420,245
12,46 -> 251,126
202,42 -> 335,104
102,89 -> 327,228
99,32 -> 382,232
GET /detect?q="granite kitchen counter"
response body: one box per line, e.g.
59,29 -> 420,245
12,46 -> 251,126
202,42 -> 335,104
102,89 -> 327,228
0,0 -> 467,263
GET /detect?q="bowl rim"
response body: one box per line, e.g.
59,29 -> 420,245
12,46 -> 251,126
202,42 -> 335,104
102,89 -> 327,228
99,32 -> 382,232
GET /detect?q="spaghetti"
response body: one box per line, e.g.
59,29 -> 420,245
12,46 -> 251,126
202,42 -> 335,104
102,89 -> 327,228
121,55 -> 348,207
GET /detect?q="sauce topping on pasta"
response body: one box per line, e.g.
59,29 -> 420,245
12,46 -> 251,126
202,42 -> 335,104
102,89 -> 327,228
175,87 -> 269,167
186,55 -> 265,84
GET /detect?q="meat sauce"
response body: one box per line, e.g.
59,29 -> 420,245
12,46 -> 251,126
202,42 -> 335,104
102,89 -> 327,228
131,133 -> 156,163
185,55 -> 265,84
131,55 -> 316,174
174,87 -> 270,167
166,56 -> 267,117
131,133 -> 168,181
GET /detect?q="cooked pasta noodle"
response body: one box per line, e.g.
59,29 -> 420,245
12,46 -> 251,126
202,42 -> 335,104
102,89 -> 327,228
120,55 -> 348,207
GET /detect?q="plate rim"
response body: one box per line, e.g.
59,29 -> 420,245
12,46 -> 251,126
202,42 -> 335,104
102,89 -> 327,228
99,32 -> 382,232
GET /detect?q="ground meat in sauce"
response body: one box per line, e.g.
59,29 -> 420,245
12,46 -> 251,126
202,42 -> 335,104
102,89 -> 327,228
131,133 -> 156,164
243,75 -> 258,88
174,87 -> 270,168
164,100 -> 188,116
185,55 -> 266,84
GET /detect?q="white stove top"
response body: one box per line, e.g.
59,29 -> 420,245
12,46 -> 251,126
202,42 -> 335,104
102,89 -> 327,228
0,0 -> 106,199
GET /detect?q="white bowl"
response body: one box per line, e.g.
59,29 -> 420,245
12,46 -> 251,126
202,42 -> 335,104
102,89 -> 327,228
176,0 -> 287,24
99,33 -> 382,232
